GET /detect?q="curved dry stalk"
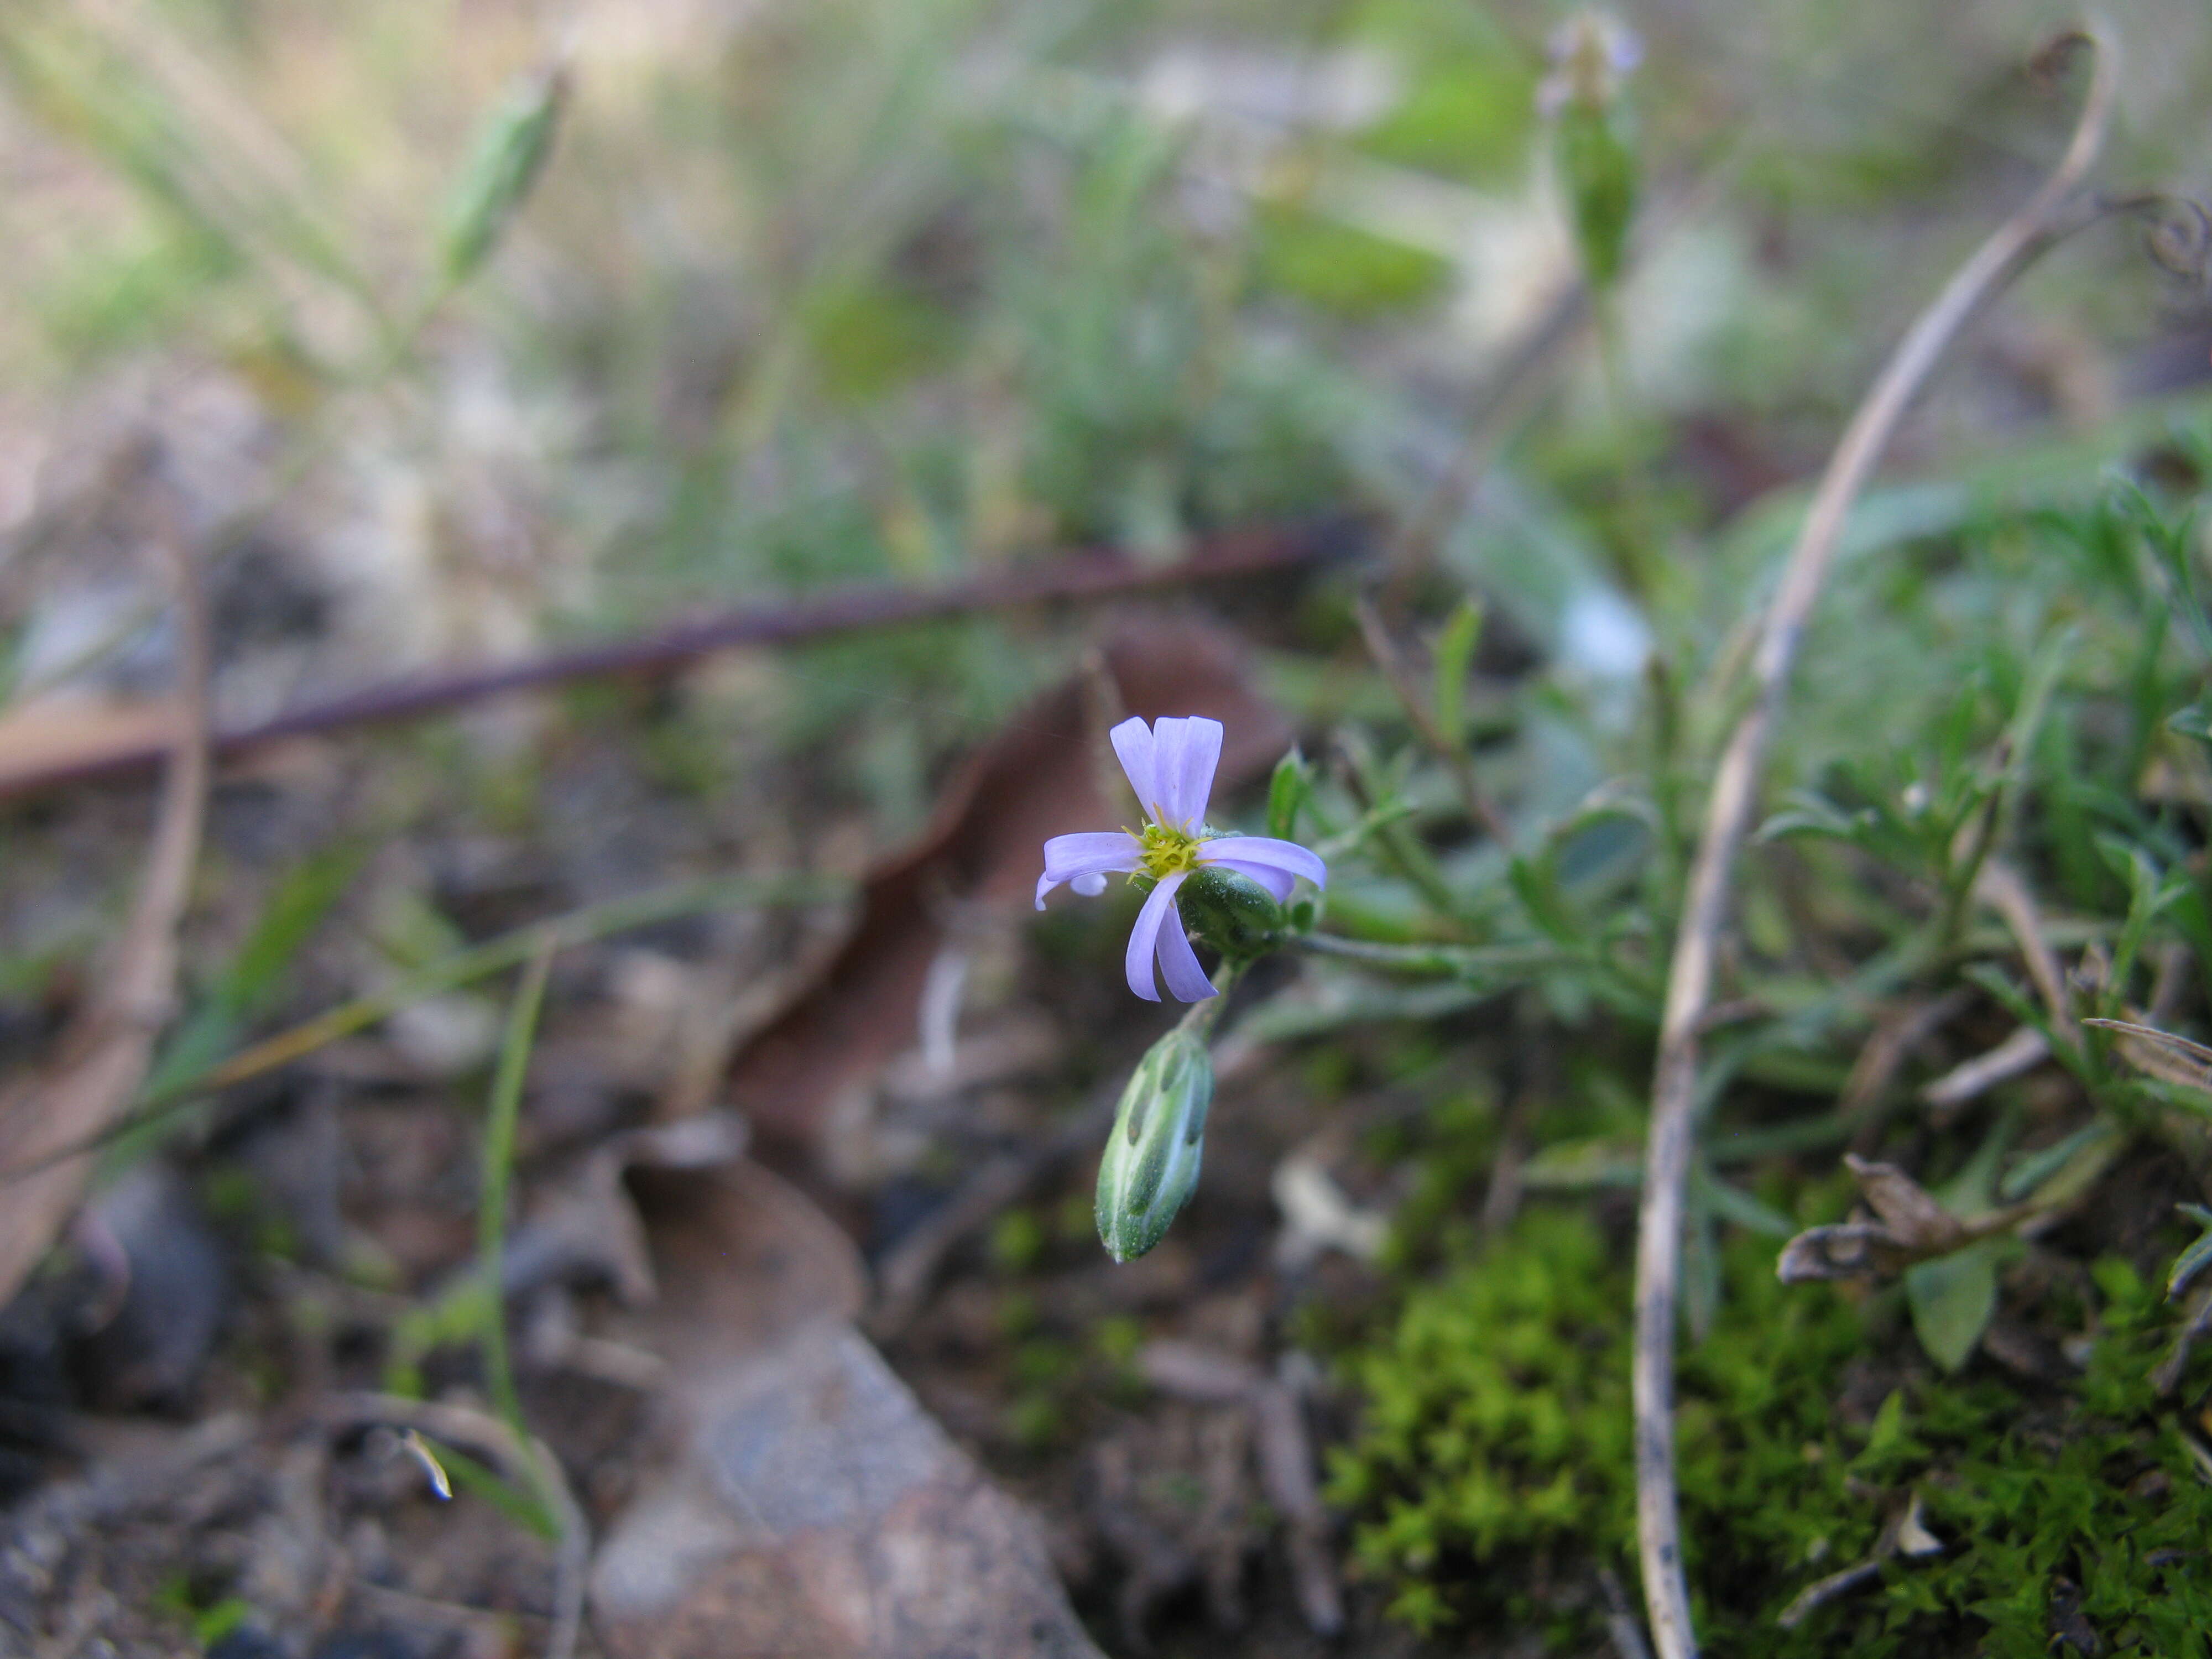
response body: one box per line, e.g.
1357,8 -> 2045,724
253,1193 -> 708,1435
0,539 -> 212,1308
1629,29 -> 2118,1658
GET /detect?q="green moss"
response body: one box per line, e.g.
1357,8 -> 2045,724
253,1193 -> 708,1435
1330,1207 -> 2212,1655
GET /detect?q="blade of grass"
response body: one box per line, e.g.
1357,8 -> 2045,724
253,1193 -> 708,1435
0,872 -> 851,1185
478,942 -> 552,1477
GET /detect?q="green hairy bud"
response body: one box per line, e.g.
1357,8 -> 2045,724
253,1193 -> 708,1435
1556,105 -> 1637,292
1540,11 -> 1641,293
1096,1027 -> 1214,1262
441,62 -> 569,283
1176,862 -> 1282,962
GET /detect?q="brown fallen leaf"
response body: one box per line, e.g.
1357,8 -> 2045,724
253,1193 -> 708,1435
1843,1154 -> 1968,1253
726,617 -> 1290,1167
2085,1016 -> 2212,1094
589,1159 -> 1102,1658
1778,1154 -> 2054,1284
502,1112 -> 750,1306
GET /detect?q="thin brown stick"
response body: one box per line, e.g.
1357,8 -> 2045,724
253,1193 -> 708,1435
1351,593 -> 1514,843
0,517 -> 1360,801
0,539 -> 212,1308
1842,988 -> 1974,1152
1975,858 -> 2077,1040
1629,31 -> 2116,1658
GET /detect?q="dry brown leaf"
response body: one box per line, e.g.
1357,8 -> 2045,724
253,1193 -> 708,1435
2086,1017 -> 2212,1093
1779,1155 -> 2052,1284
1841,1154 -> 1968,1252
1776,1222 -> 1923,1284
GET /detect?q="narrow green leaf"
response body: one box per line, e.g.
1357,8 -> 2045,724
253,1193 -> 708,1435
1689,1161 -> 1797,1239
1431,598 -> 1483,753
1906,1239 -> 2002,1372
421,1437 -> 558,1541
1999,1121 -> 2115,1202
441,64 -> 567,283
144,841 -> 368,1102
2169,1203 -> 2212,1301
1266,747 -> 1312,841
1519,1136 -> 1642,1192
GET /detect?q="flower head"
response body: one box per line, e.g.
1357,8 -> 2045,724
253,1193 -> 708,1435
1036,715 -> 1328,1001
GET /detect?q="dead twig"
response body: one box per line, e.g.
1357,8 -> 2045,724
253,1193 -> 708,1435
0,517 -> 1360,801
1975,858 -> 2077,1041
1352,594 -> 1514,843
1133,1343 -> 1344,1637
1918,1025 -> 2053,1112
0,539 -> 212,1309
1843,989 -> 1974,1151
1630,31 -> 2117,1657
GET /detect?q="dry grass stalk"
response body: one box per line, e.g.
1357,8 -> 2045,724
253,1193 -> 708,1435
0,541 -> 212,1309
1629,29 -> 2118,1656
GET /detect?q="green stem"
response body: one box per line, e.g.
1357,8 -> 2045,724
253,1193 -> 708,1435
479,942 -> 554,1465
1594,289 -> 1664,606
1296,932 -> 1569,979
1182,957 -> 1250,1042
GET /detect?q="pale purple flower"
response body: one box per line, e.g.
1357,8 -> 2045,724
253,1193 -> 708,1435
1036,716 -> 1328,1003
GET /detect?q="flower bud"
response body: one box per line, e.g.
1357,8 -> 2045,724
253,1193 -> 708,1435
1176,863 -> 1282,962
1539,11 -> 1640,293
441,63 -> 568,283
1096,1027 -> 1213,1262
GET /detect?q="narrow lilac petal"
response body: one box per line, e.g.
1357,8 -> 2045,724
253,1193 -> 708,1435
1199,836 -> 1328,890
1036,830 -> 1141,909
1203,857 -> 1296,904
1154,889 -> 1218,1002
1148,717 -> 1191,826
1072,872 -> 1108,896
1175,718 -> 1223,829
1123,872 -> 1185,1001
1108,718 -> 1156,817
1043,831 -> 1142,878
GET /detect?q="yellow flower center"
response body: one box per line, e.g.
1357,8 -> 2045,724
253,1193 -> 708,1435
1135,818 -> 1204,880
